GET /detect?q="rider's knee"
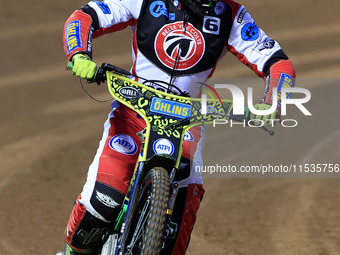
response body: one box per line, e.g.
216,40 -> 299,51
88,180 -> 126,222
80,172 -> 129,223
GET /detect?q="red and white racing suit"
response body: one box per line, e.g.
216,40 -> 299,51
63,0 -> 295,253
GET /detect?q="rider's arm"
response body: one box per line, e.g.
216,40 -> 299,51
226,3 -> 296,108
63,0 -> 142,61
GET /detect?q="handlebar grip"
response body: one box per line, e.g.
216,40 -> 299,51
66,61 -> 103,84
66,61 -> 73,71
229,109 -> 275,136
66,62 -> 130,83
229,114 -> 248,123
228,107 -> 251,124
100,63 -> 131,76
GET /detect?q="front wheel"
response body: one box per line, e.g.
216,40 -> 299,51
124,167 -> 170,255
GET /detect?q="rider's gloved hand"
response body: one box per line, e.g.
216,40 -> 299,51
70,54 -> 97,80
249,103 -> 280,126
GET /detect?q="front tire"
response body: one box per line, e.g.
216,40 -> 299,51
125,167 -> 170,255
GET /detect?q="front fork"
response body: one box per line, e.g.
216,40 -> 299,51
167,169 -> 179,217
114,166 -> 180,254
162,168 -> 180,248
114,161 -> 145,255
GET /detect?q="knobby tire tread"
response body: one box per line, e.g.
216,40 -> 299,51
141,167 -> 170,255
124,167 -> 170,255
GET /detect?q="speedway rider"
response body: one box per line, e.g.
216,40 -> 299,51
62,0 -> 295,254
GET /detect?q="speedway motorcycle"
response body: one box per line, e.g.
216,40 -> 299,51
65,62 -> 272,255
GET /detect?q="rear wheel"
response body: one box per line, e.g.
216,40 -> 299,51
124,167 -> 170,255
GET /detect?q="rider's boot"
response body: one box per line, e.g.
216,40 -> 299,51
61,195 -> 119,255
61,169 -> 127,255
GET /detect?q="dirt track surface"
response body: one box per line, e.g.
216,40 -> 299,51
1,0 -> 340,254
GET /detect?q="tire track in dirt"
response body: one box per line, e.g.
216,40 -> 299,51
298,128 -> 340,164
300,64 -> 340,78
269,180 -> 320,255
269,22 -> 340,42
0,115 -> 103,190
270,179 -> 340,255
0,113 -> 108,255
187,178 -> 303,255
0,21 -> 62,40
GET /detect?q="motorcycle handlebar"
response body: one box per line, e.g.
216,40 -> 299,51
66,62 -> 131,84
66,62 -> 274,136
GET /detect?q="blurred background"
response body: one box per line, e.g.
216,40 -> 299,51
0,0 -> 339,254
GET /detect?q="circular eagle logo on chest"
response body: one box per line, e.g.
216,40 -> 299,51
154,22 -> 205,71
